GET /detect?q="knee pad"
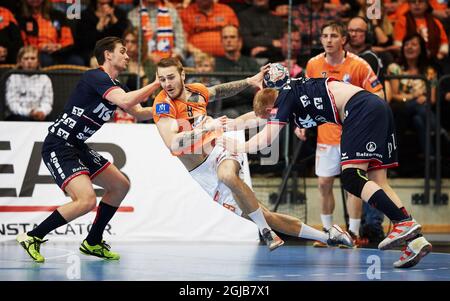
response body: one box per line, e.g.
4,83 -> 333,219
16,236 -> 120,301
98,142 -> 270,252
340,168 -> 369,198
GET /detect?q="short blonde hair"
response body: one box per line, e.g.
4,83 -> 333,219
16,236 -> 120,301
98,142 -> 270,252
16,46 -> 39,69
194,52 -> 215,68
253,88 -> 279,117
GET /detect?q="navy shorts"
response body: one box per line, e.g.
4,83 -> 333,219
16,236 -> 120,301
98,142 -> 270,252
41,135 -> 110,191
340,91 -> 398,170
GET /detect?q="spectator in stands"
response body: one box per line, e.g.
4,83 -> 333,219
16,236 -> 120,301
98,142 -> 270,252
388,33 -> 438,157
122,27 -> 157,91
215,24 -> 259,73
238,0 -> 284,63
293,0 -> 340,58
186,52 -> 221,86
213,24 -> 259,118
18,0 -> 84,67
355,0 -> 396,54
393,0 -> 448,60
346,16 -> 393,100
5,46 -> 53,121
75,0 -> 129,65
277,25 -> 305,78
128,0 -> 185,63
0,6 -> 24,64
180,0 -> 239,61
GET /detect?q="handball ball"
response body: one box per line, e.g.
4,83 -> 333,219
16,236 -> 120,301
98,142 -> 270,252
263,63 -> 290,89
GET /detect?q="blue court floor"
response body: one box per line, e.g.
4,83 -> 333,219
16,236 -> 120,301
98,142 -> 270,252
1,240 -> 449,281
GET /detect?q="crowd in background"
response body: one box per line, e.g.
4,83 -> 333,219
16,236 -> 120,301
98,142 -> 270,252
1,0 -> 450,169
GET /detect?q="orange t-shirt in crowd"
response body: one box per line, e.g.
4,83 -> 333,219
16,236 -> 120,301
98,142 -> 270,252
152,83 -> 221,155
306,51 -> 383,145
393,15 -> 448,50
0,7 -> 18,30
22,13 -> 74,50
180,3 -> 239,57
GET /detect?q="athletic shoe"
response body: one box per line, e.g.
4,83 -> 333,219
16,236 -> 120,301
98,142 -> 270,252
378,219 -> 421,250
79,240 -> 120,260
17,233 -> 47,263
327,225 -> 354,248
261,228 -> 284,251
393,236 -> 432,268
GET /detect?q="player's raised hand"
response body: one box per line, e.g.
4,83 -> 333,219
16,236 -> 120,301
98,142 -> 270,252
247,64 -> 271,90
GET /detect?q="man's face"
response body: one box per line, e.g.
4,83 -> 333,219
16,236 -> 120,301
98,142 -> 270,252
347,18 -> 367,48
222,26 -> 241,53
107,43 -> 129,71
157,66 -> 185,100
320,26 -> 346,55
282,31 -> 301,57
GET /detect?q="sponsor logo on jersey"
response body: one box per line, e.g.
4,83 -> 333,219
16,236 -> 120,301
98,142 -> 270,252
156,103 -> 170,115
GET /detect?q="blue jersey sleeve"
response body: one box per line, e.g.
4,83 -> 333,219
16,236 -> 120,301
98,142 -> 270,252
267,88 -> 294,125
85,69 -> 122,99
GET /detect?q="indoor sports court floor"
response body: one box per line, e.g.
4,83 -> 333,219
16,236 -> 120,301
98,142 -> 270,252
1,240 -> 449,281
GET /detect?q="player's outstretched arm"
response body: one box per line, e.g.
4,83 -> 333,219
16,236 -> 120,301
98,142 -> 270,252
105,79 -> 160,110
226,111 -> 266,131
207,64 -> 269,102
219,122 -> 284,153
125,104 -> 153,121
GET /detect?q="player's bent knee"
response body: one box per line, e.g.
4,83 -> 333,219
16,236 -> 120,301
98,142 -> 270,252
340,168 -> 368,198
79,197 -> 97,214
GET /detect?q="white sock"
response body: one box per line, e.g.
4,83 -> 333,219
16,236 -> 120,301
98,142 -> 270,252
320,214 -> 333,231
349,218 -> 361,236
247,207 -> 271,234
299,223 -> 328,243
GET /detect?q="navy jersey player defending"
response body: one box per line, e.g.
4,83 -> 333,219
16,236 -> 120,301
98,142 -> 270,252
16,37 -> 160,262
220,76 -> 432,268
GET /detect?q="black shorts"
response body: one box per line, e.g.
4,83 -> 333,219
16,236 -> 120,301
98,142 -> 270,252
41,135 -> 110,191
340,91 -> 398,170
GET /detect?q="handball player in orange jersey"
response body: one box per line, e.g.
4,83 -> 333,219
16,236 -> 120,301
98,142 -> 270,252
152,57 -> 353,251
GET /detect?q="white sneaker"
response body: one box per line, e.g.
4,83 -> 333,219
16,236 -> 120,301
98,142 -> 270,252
327,225 -> 354,248
393,236 -> 432,268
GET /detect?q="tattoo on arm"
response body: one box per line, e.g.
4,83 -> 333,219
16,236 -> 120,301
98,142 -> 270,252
209,79 -> 249,102
177,128 -> 209,149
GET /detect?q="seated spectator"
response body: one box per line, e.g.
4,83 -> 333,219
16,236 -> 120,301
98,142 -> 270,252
0,6 -> 24,64
276,25 -> 304,78
186,52 -> 221,86
128,0 -> 185,63
75,0 -> 129,65
238,0 -> 284,63
388,33 -> 438,157
18,0 -> 84,67
293,0 -> 340,58
5,46 -> 53,121
122,27 -> 157,91
181,0 -> 239,60
214,24 -> 260,73
393,0 -> 448,60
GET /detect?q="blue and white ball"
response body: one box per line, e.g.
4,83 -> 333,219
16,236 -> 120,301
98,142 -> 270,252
263,63 -> 290,89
